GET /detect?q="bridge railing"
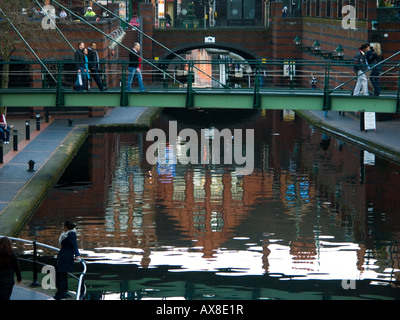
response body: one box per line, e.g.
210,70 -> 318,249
2,236 -> 87,300
0,58 -> 399,107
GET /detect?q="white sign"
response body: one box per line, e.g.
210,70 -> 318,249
205,36 -> 215,44
363,150 -> 375,165
364,112 -> 376,131
283,61 -> 295,76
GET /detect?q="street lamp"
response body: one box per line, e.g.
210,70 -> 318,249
333,44 -> 344,60
312,40 -> 321,54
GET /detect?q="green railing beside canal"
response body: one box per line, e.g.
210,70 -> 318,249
0,58 -> 399,113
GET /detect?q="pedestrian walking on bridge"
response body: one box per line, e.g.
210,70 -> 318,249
353,43 -> 370,96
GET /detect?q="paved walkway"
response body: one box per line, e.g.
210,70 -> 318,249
2,107 -> 400,300
0,106 -> 158,300
10,284 -> 54,300
299,110 -> 400,164
0,107 -> 154,213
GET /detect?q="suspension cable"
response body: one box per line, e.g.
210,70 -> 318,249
91,0 -> 231,89
0,8 -> 58,85
33,0 -> 75,52
51,0 -> 184,86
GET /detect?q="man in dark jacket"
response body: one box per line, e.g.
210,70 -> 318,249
74,42 -> 87,91
87,42 -> 105,91
353,43 -> 370,96
126,42 -> 146,92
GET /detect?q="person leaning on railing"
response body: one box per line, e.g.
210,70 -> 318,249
0,237 -> 22,300
54,221 -> 81,300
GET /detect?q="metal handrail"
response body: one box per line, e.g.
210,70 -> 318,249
3,236 -> 87,300
330,49 -> 400,93
1,58 -> 399,110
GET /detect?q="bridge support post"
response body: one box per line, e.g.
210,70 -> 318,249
56,61 -> 64,107
186,62 -> 194,108
396,64 -> 400,113
120,63 -> 128,107
323,63 -> 331,115
253,62 -> 261,109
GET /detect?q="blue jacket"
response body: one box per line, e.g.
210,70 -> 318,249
56,232 -> 80,273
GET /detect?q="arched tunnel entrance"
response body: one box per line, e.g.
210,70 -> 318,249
157,43 -> 260,89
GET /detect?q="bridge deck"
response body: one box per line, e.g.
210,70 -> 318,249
0,87 -> 398,113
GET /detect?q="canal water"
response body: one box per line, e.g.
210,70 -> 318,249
18,109 -> 400,300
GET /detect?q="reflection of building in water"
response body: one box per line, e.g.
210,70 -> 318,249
157,168 -> 250,258
19,111 -> 400,283
105,143 -> 157,268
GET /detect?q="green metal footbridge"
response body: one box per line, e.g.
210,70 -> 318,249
1,0 -> 399,114
1,58 -> 399,113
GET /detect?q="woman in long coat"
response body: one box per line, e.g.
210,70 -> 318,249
0,237 -> 21,300
54,221 -> 81,300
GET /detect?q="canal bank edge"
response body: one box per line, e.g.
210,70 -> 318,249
295,110 -> 400,165
87,107 -> 164,133
0,107 -> 164,237
0,125 -> 88,237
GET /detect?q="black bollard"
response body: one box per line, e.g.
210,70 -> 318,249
36,112 -> 40,131
0,144 -> 3,164
68,118 -> 73,127
13,129 -> 18,151
28,160 -> 35,172
25,120 -> 30,140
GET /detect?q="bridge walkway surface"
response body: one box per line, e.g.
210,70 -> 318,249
1,107 -> 400,300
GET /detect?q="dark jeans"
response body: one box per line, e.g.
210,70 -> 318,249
0,125 -> 10,141
54,271 -> 68,299
0,278 -> 14,300
370,69 -> 380,96
89,68 -> 104,91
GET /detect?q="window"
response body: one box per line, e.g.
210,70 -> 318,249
363,0 -> 367,20
338,0 -> 343,18
244,0 -> 255,19
327,0 -> 331,17
226,0 -> 257,25
227,0 -> 242,19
